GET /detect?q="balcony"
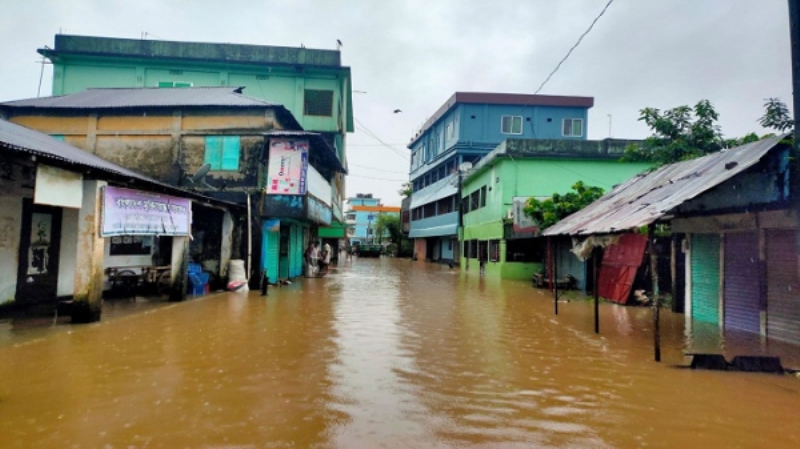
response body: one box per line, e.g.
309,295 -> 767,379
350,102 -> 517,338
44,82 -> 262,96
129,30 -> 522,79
261,194 -> 332,226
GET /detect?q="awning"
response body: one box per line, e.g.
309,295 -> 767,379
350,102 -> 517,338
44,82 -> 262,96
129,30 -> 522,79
409,174 -> 458,209
408,223 -> 458,238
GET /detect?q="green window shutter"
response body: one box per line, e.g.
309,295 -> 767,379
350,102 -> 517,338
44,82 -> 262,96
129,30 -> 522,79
50,135 -> 65,141
157,81 -> 175,88
221,136 -> 240,171
174,82 -> 193,88
204,136 -> 223,170
691,234 -> 720,325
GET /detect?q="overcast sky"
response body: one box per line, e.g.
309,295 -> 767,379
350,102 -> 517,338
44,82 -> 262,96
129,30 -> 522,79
0,0 -> 793,206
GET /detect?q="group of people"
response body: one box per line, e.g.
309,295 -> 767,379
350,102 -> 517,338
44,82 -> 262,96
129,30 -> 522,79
304,241 -> 331,277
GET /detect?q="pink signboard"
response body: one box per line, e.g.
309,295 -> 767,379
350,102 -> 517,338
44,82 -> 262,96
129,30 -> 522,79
267,139 -> 309,195
101,186 -> 191,237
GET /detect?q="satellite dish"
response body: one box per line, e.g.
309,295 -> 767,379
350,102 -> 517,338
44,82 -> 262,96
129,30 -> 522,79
191,163 -> 211,184
458,162 -> 473,173
182,163 -> 217,190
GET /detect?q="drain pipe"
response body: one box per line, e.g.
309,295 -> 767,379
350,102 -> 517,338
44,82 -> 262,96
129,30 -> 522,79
246,191 -> 252,283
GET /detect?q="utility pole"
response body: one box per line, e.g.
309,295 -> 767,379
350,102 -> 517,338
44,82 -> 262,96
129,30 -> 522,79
789,0 -> 800,276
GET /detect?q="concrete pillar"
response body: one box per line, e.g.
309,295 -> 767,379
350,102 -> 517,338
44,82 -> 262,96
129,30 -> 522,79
220,211 -> 233,280
72,180 -> 106,323
169,235 -> 189,302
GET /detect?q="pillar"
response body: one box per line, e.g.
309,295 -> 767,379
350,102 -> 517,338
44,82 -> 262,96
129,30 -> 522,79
169,236 -> 189,302
220,211 -> 234,280
72,180 -> 106,323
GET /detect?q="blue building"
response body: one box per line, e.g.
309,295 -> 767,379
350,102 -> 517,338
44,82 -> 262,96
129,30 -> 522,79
407,92 -> 594,263
345,194 -> 400,245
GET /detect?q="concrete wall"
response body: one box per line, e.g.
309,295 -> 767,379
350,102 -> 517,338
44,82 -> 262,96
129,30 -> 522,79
0,197 -> 22,303
57,208 -> 79,297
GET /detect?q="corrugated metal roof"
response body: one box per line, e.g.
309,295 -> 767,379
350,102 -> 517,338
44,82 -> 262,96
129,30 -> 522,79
263,130 -> 347,174
0,87 -> 279,110
543,135 -> 787,236
0,119 -> 232,205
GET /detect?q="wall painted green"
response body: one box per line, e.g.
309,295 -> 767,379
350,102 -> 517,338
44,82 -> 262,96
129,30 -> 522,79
460,157 -> 651,281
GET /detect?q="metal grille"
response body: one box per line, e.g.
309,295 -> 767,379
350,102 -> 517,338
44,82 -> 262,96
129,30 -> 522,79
303,89 -> 334,117
691,234 -> 720,325
723,232 -> 761,334
766,229 -> 800,345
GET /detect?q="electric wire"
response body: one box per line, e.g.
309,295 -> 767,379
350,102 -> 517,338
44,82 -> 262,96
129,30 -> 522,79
534,0 -> 615,94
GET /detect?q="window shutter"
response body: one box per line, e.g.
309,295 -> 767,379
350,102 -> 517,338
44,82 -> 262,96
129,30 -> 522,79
204,136 -> 223,170
572,119 -> 583,136
221,136 -> 241,170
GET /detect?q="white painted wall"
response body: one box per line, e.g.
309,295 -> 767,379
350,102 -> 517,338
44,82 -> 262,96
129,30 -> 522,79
307,165 -> 332,206
57,208 -> 79,297
0,197 -> 22,303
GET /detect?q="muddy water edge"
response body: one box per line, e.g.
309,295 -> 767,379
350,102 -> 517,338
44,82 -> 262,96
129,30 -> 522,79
0,257 -> 798,448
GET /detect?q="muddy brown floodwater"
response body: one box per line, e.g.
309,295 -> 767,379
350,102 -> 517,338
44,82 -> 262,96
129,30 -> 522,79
1,258 -> 799,448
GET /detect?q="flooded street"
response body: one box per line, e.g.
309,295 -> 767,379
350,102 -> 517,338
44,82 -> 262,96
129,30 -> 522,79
1,258 -> 799,448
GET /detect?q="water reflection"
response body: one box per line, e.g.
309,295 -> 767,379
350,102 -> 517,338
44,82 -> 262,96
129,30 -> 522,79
0,258 -> 798,448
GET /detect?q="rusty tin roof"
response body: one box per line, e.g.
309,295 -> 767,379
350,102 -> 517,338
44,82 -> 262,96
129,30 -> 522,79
543,135 -> 787,236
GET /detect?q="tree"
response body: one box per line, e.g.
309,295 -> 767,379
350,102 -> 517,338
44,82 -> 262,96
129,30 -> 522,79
398,182 -> 412,198
759,97 -> 793,133
523,181 -> 605,230
622,99 -> 724,166
374,213 -> 401,244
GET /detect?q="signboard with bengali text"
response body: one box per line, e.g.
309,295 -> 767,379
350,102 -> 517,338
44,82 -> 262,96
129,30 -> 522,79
101,186 -> 191,237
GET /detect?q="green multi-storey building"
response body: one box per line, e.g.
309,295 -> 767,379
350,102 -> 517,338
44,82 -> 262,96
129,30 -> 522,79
39,34 -> 353,233
460,138 -> 651,284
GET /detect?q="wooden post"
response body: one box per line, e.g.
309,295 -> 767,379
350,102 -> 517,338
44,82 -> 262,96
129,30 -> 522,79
649,224 -> 661,362
553,238 -> 559,315
594,246 -> 600,334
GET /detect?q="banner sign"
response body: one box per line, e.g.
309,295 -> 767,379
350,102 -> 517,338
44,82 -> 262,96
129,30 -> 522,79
267,139 -> 309,195
101,186 -> 191,237
511,196 -> 540,238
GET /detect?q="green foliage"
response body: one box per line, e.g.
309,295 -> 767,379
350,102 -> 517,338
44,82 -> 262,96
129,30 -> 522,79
759,98 -> 793,132
621,100 -> 724,166
374,213 -> 401,244
398,182 -> 412,198
623,98 -> 794,167
523,181 -> 605,230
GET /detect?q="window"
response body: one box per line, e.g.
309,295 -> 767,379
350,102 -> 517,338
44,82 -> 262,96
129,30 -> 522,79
489,240 -> 500,262
562,118 -> 584,137
110,236 -> 153,256
446,123 -> 453,139
470,190 -> 480,212
505,238 -> 546,263
480,186 -> 487,208
501,115 -> 522,134
304,89 -> 334,116
204,136 -> 241,171
157,81 -> 193,88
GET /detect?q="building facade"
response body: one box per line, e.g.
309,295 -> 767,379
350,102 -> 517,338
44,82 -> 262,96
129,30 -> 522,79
0,87 -> 346,285
38,34 -> 353,238
460,138 -> 651,281
407,92 -> 594,263
0,118 -> 235,322
345,194 -> 400,245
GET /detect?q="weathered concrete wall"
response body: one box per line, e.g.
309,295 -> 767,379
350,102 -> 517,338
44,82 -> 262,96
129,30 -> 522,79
95,135 -> 175,179
0,196 -> 22,303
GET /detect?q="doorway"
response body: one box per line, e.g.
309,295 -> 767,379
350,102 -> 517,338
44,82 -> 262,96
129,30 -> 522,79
16,200 -> 63,302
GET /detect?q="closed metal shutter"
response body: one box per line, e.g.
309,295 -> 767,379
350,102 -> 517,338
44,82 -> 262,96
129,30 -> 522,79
723,232 -> 761,334
766,229 -> 800,345
691,234 -> 720,325
262,221 -> 280,284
